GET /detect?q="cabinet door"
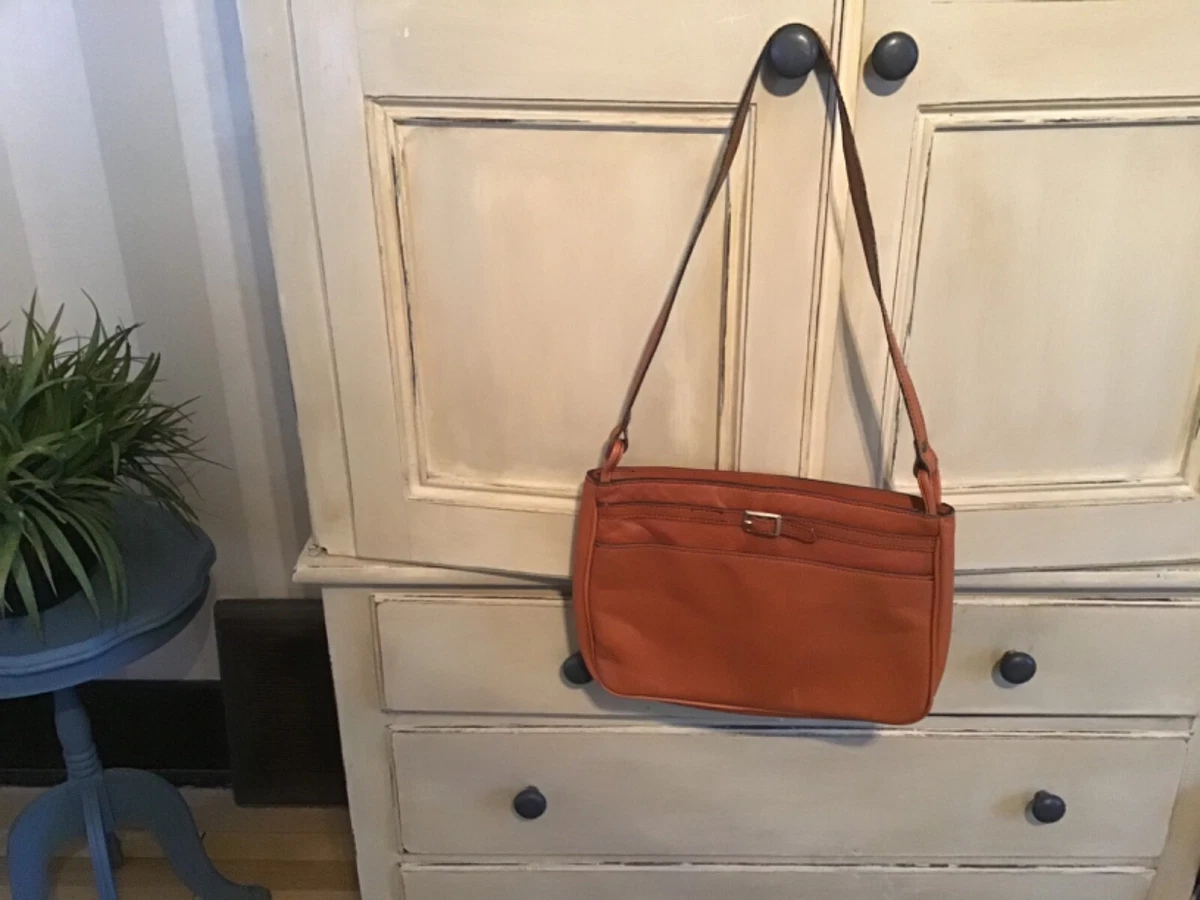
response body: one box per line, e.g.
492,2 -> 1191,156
253,1 -> 838,574
816,0 -> 1200,572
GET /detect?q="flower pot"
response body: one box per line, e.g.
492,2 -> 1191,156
2,532 -> 99,618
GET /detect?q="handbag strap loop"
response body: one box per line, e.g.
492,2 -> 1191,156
600,29 -> 942,513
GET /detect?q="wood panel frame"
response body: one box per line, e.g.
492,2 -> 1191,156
882,100 -> 1200,511
364,99 -> 757,514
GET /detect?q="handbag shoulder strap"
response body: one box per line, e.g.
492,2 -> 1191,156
599,31 -> 943,512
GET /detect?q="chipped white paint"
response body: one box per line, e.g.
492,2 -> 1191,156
257,0 -> 1200,577
247,0 -> 840,576
363,100 -> 754,514
241,0 -> 1200,896
372,593 -> 1200,718
818,0 -> 1200,572
393,724 -> 1185,859
401,864 -> 1156,900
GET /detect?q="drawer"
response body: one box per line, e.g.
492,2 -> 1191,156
392,725 -> 1185,860
374,594 -> 1200,716
400,864 -> 1155,900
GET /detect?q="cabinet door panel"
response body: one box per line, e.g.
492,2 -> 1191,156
289,0 -> 836,574
819,0 -> 1200,571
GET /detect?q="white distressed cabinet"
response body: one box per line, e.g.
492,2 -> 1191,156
240,0 -> 1200,897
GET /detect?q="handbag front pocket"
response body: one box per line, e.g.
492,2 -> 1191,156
584,542 -> 938,723
595,503 -> 936,577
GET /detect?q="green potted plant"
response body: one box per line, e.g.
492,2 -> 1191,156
0,300 -> 204,623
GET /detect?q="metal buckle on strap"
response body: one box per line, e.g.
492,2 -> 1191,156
743,510 -> 782,537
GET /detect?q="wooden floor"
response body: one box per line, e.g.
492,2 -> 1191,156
0,787 -> 360,899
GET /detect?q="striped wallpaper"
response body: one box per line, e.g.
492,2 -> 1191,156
0,0 -> 312,678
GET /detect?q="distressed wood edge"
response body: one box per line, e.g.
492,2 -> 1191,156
1149,714 -> 1200,900
398,861 -> 1157,875
295,540 -> 564,589
236,0 -> 356,555
398,856 -> 1164,875
290,0 -> 418,563
387,717 -> 1192,737
298,539 -> 1200,596
368,590 -> 1200,609
322,588 -> 401,899
803,0 -> 864,477
956,566 -> 1200,597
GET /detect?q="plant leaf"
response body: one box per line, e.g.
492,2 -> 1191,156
25,506 -> 97,610
0,523 -> 22,616
70,504 -> 123,612
10,554 -> 39,627
21,519 -> 56,595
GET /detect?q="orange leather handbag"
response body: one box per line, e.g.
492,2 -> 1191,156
572,32 -> 955,726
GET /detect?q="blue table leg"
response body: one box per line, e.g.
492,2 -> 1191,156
5,781 -> 84,900
5,688 -> 120,900
53,688 -> 119,900
7,688 -> 267,900
104,768 -> 270,900
97,770 -> 125,867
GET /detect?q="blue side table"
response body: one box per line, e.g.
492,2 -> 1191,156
1,500 -> 269,900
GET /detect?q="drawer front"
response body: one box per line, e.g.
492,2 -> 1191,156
374,594 -> 1200,716
393,727 -> 1185,859
400,864 -> 1155,900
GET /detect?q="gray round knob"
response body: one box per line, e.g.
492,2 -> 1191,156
767,24 -> 820,79
871,31 -> 919,81
513,786 -> 547,820
1029,790 -> 1066,824
561,652 -> 593,686
997,651 -> 1037,685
